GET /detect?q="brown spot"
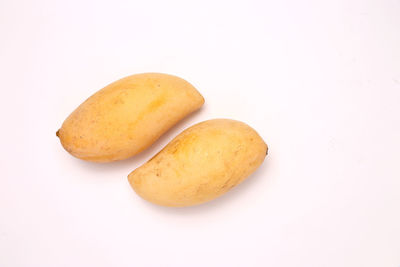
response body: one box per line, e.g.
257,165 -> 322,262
148,150 -> 162,162
56,130 -> 60,138
228,183 -> 236,190
196,183 -> 208,194
220,178 -> 233,191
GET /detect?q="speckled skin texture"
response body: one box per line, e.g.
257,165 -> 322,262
57,73 -> 204,162
128,119 -> 268,207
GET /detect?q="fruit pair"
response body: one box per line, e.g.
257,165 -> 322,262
57,73 -> 268,207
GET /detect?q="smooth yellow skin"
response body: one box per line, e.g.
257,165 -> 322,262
128,119 -> 268,207
57,73 -> 204,162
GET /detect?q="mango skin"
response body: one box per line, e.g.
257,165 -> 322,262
128,119 -> 268,207
57,73 -> 204,162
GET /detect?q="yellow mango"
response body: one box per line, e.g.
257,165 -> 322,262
128,119 -> 268,207
57,73 -> 204,162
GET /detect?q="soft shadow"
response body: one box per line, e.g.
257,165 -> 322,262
71,108 -> 205,173
136,158 -> 271,215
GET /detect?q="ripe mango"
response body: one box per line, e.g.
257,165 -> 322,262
57,73 -> 204,162
128,119 -> 267,207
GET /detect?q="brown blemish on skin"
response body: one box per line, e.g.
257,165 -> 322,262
154,168 -> 161,177
148,150 -> 163,162
220,178 -> 233,191
196,183 -> 208,194
228,183 -> 236,190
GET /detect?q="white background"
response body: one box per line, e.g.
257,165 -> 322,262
1,0 -> 399,266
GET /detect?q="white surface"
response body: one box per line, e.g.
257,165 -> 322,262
1,0 -> 399,266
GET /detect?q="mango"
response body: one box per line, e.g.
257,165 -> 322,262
128,119 -> 267,207
57,73 -> 204,162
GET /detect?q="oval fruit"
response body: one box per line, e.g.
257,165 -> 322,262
128,119 -> 268,207
57,73 -> 204,162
